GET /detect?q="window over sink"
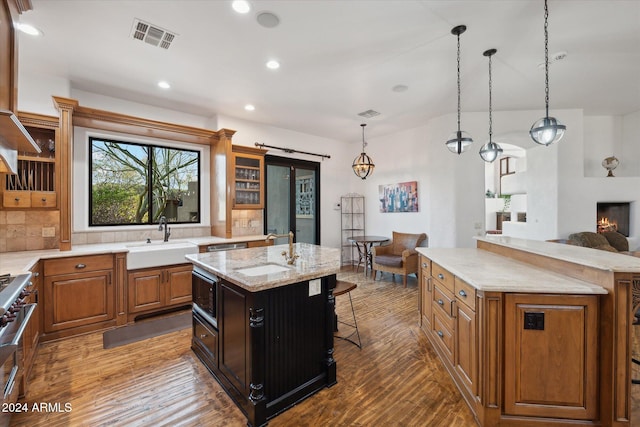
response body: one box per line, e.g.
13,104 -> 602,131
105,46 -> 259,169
89,137 -> 200,226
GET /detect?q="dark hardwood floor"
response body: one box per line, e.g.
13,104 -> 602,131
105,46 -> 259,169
10,267 -> 640,426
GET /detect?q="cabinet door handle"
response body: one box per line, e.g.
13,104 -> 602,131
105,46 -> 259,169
427,277 -> 432,292
458,290 -> 467,297
438,273 -> 444,280
437,299 -> 444,306
437,330 -> 444,338
75,263 -> 86,269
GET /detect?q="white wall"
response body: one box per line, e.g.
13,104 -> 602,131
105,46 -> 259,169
18,72 -> 71,115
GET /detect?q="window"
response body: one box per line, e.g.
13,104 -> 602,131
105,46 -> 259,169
89,137 -> 200,226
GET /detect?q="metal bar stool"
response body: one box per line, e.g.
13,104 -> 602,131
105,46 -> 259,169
334,280 -> 361,349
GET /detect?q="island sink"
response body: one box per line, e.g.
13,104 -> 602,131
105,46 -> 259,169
236,263 -> 291,276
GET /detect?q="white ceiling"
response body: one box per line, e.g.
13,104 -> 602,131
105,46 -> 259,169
16,0 -> 640,142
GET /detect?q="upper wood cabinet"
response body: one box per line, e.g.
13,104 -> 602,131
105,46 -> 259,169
231,145 -> 265,209
1,113 -> 59,209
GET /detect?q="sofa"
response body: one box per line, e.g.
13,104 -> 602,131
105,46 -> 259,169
567,231 -> 629,253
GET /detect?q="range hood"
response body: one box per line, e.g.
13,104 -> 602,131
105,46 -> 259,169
0,110 -> 40,174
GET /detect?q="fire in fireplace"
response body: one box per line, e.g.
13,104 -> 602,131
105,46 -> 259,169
596,202 -> 630,237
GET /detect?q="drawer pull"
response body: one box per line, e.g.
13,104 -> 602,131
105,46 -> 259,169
200,334 -> 208,339
437,273 -> 444,280
459,290 -> 467,297
422,262 -> 427,268
75,263 -> 86,269
437,299 -> 444,306
41,198 -> 47,202
14,197 -> 20,202
437,330 -> 444,338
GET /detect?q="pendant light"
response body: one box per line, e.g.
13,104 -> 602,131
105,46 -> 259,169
479,49 -> 503,163
446,25 -> 473,154
530,0 -> 566,146
352,123 -> 375,179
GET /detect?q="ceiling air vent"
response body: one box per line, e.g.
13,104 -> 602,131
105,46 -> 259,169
358,109 -> 381,119
131,18 -> 177,50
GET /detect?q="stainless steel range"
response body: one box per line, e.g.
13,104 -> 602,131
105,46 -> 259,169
0,273 -> 36,427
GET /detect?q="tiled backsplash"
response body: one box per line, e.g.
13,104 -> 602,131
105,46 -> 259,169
0,209 -> 264,252
0,210 -> 60,253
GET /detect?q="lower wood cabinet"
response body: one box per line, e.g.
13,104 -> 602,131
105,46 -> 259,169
127,264 -> 192,320
43,254 -> 116,338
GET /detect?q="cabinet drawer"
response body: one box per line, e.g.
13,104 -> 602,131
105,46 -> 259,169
30,191 -> 56,208
433,283 -> 455,319
433,310 -> 455,362
3,191 -> 30,208
420,257 -> 431,277
194,315 -> 218,362
44,254 -> 113,276
454,277 -> 476,311
432,262 -> 454,292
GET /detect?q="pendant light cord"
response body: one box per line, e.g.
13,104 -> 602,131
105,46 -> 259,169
544,0 -> 550,118
456,32 -> 462,132
488,53 -> 493,142
361,123 -> 366,152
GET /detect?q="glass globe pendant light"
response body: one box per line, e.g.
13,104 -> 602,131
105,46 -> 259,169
446,25 -> 473,154
530,0 -> 566,146
352,123 -> 375,179
479,49 -> 503,163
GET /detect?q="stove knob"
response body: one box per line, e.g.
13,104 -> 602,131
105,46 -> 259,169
0,316 -> 7,327
20,288 -> 32,298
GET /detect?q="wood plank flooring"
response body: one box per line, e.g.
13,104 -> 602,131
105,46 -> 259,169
10,268 -> 640,426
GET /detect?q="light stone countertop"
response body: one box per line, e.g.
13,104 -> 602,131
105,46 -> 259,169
476,235 -> 640,273
0,235 -> 271,276
186,243 -> 341,292
416,247 -> 608,295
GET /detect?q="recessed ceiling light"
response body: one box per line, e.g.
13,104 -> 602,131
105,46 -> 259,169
244,104 -> 255,111
158,81 -> 171,89
232,0 -> 251,14
266,60 -> 280,70
15,22 -> 43,36
256,11 -> 280,28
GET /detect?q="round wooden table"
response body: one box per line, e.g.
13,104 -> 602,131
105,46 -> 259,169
348,235 -> 389,276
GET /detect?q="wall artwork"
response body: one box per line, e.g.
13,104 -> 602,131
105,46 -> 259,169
379,181 -> 419,213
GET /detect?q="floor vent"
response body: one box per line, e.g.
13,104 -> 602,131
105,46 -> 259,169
131,18 -> 177,50
358,109 -> 381,119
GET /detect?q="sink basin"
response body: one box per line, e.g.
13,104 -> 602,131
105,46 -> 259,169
236,264 -> 291,277
126,241 -> 198,270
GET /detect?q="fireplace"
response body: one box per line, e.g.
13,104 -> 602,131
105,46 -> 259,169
596,202 -> 630,237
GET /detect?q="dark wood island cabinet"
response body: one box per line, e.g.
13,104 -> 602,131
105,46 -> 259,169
187,243 -> 341,427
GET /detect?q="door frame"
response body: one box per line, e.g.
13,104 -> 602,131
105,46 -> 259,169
264,155 -> 321,245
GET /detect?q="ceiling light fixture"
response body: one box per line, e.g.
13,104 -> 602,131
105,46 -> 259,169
157,81 -> 170,89
446,25 -> 473,155
244,104 -> 255,111
352,124 -> 374,180
530,0 -> 566,146
266,60 -> 280,70
15,22 -> 42,36
232,0 -> 251,14
479,49 -> 503,163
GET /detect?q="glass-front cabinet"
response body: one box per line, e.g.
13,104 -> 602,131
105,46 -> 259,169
231,146 -> 265,209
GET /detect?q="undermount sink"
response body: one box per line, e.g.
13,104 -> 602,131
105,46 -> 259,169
126,241 -> 198,270
236,263 -> 292,277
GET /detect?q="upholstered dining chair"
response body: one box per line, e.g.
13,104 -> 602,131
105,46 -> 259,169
371,231 -> 427,287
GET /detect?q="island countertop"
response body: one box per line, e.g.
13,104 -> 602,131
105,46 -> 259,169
416,247 -> 607,295
186,242 -> 341,292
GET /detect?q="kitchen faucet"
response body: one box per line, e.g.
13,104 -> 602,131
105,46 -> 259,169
158,215 -> 171,242
266,231 -> 299,264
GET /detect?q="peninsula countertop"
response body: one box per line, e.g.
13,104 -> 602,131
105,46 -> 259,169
186,243 -> 341,292
416,247 -> 608,295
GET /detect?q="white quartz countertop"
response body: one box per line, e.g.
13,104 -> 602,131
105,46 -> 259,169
476,235 -> 640,273
186,243 -> 341,292
416,247 -> 608,295
0,235 -> 271,275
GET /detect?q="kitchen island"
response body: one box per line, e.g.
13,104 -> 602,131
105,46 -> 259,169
185,243 -> 341,427
417,236 -> 640,427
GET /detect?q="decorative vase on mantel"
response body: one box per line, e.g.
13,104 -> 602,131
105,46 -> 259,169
602,156 -> 619,177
